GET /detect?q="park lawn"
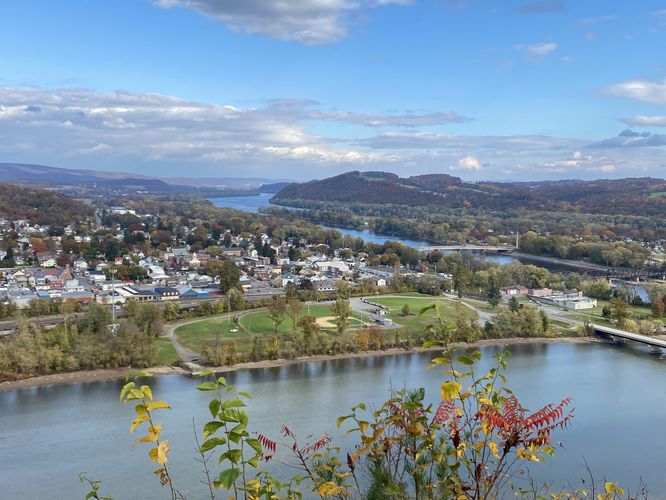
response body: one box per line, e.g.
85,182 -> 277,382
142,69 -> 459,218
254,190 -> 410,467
178,305 -> 369,354
155,338 -> 179,365
176,317 -> 249,353
371,295 -> 477,337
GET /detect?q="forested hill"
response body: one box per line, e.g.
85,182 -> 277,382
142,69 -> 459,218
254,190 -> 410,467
0,182 -> 94,225
272,171 -> 666,216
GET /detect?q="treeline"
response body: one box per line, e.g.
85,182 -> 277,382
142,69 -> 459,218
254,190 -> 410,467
519,231 -> 651,268
0,302 -> 163,381
273,170 -> 666,218
0,182 -> 94,226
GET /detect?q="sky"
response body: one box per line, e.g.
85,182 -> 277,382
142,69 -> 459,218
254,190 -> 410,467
0,0 -> 665,181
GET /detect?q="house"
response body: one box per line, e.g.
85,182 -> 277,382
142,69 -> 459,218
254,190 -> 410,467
89,270 -> 107,284
74,259 -> 89,273
527,288 -> 553,298
154,287 -> 180,301
315,279 -> 337,293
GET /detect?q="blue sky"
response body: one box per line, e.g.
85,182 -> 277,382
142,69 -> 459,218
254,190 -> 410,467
1,0 -> 665,181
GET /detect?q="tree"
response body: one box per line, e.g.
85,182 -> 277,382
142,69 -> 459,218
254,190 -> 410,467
330,297 -> 351,336
453,301 -> 478,342
124,302 -> 163,338
508,296 -> 521,313
401,303 -> 410,316
286,299 -> 305,332
297,315 -> 320,352
452,264 -> 472,297
216,261 -> 242,293
267,297 -> 287,335
582,279 -> 612,300
651,296 -> 665,318
249,335 -> 265,361
609,297 -> 630,328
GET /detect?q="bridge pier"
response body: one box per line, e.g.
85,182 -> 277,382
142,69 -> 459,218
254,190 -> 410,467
608,335 -> 626,344
650,345 -> 663,354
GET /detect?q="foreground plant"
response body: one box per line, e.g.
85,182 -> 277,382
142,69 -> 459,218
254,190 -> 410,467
337,348 -> 574,499
109,355 -> 634,500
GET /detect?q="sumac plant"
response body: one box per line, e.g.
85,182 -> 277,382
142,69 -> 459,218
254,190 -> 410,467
337,349 -> 575,499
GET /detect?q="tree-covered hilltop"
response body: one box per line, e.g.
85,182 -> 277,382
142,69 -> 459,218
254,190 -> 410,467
272,170 -> 666,217
0,182 -> 94,225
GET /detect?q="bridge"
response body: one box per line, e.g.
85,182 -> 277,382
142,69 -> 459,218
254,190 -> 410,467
417,244 -> 517,253
589,323 -> 666,351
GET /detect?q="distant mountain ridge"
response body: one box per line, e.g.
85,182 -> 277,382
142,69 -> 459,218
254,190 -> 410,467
271,170 -> 666,217
0,163 -> 291,190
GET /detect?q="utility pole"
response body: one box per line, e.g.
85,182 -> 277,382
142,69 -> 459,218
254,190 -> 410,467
110,267 -> 118,334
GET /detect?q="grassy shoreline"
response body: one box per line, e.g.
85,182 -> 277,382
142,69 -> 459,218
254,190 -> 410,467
0,336 -> 598,392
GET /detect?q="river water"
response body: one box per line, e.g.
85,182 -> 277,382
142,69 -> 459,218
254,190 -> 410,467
209,194 -> 515,265
2,343 -> 666,499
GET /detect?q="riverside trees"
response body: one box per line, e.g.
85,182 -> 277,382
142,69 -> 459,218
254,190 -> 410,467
0,302 -> 163,381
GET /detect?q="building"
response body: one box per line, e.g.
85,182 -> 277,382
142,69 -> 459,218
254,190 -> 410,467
500,286 -> 529,298
154,287 -> 180,301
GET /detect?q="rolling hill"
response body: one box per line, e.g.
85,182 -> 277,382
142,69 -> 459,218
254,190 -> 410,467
271,171 -> 666,217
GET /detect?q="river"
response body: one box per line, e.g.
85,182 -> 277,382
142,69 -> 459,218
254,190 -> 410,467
2,343 -> 666,499
209,194 -> 515,265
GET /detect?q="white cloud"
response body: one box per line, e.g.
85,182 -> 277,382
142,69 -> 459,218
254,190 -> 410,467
514,42 -> 558,58
620,115 -> 666,127
453,155 -> 482,170
1,85 -> 666,180
605,78 -> 666,104
153,0 -> 412,45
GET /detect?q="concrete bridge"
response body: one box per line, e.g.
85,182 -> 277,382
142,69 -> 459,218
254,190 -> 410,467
589,323 -> 666,351
417,244 -> 517,253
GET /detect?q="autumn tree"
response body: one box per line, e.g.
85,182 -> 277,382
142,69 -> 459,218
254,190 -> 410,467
286,299 -> 305,332
267,297 -> 287,335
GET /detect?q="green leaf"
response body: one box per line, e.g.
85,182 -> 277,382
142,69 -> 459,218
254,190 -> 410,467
457,355 -> 474,365
219,449 -> 243,464
238,391 -> 252,399
245,437 -> 262,455
224,398 -> 246,409
209,399 -> 221,417
418,304 -> 436,317
197,381 -> 217,392
470,350 -> 482,360
120,382 -> 135,402
214,468 -> 240,490
247,456 -> 260,468
217,376 -> 228,387
199,437 -> 227,453
203,421 -> 224,439
198,368 -> 214,377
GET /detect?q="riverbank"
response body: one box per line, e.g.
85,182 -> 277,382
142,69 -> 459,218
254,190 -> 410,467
0,336 -> 597,392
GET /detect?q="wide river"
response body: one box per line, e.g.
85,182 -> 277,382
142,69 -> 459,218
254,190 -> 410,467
209,194 -> 515,265
2,343 -> 666,499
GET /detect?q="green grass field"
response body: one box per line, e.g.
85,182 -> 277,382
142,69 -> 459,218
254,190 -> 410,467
155,338 -> 179,365
370,295 -> 478,336
176,303 -> 370,354
175,316 -> 250,352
